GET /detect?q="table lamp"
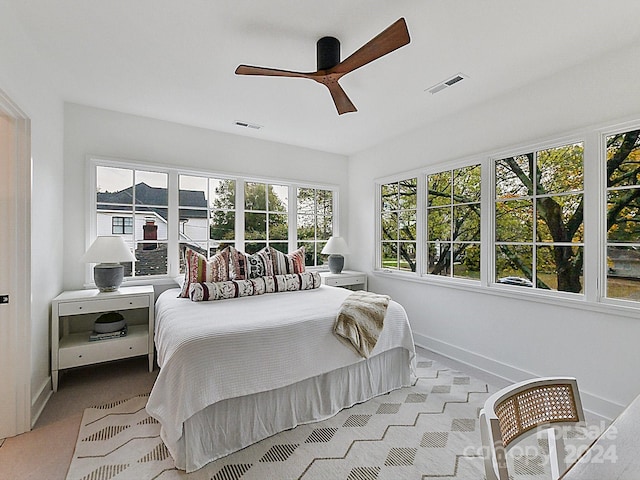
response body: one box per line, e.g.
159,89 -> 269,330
80,236 -> 137,292
321,236 -> 350,274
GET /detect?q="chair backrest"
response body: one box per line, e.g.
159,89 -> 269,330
480,377 -> 585,480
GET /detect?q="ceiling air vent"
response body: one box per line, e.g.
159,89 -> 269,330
426,73 -> 467,95
235,121 -> 262,130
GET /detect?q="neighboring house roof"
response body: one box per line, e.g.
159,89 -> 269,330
179,189 -> 207,208
97,182 -> 207,219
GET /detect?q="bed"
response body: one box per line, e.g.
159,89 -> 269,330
146,284 -> 416,472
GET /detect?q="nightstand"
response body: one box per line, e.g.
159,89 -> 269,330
319,270 -> 367,291
51,285 -> 155,392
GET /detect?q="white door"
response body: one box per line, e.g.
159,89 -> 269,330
0,110 -> 18,438
0,93 -> 31,439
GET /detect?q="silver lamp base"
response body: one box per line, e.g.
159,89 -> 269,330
94,263 -> 124,292
328,254 -> 344,274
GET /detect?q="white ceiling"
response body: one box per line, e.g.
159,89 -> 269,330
8,1 -> 640,155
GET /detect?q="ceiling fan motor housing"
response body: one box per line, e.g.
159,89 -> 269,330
317,36 -> 340,70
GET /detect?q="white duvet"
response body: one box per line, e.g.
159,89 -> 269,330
146,285 -> 416,467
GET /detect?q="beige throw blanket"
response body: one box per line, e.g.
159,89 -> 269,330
334,290 -> 390,358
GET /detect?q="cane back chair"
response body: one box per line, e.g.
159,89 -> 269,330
479,377 -> 585,480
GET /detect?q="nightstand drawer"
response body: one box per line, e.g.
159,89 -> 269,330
58,328 -> 148,369
58,295 -> 150,316
324,275 -> 366,287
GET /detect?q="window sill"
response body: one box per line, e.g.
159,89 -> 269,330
372,270 -> 640,319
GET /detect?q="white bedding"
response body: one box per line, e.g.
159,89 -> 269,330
146,285 -> 416,471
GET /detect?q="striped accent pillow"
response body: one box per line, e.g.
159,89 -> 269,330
179,246 -> 230,298
228,246 -> 249,280
270,246 -> 306,275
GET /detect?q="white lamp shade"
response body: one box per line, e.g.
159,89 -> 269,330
80,236 -> 137,264
321,236 -> 350,255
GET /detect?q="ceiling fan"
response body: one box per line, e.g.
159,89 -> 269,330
235,18 -> 410,115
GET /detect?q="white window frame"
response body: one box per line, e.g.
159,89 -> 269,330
88,158 -> 172,284
177,173 -> 238,258
87,157 -> 339,286
375,170 -> 424,277
490,137 -> 586,298
373,118 -> 640,316
425,163 -> 483,282
375,158 -> 485,287
598,120 -> 640,310
378,176 -> 420,273
295,186 -> 336,267
242,180 -> 290,254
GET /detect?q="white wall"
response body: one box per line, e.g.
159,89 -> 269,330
0,5 -> 65,425
348,42 -> 640,420
63,103 -> 349,289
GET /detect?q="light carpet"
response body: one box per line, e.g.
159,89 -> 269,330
66,355 -> 571,480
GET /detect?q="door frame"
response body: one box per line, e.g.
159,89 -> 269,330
0,87 -> 31,438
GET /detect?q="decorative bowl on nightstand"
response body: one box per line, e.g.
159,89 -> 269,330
93,312 -> 126,333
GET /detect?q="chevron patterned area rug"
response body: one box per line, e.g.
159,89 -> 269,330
66,354 -> 570,480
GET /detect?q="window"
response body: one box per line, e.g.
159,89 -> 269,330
91,159 -> 337,282
380,178 -> 417,271
244,182 -> 288,254
605,128 -> 640,302
297,187 -> 333,267
96,166 -> 169,277
112,216 -> 133,235
494,143 -> 584,292
373,120 -> 640,310
179,175 -> 236,259
427,164 -> 481,280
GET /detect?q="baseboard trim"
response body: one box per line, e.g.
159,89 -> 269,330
413,332 -> 622,423
30,376 -> 52,429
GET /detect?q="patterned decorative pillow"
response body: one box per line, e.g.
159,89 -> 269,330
273,271 -> 319,292
189,278 -> 263,301
179,246 -> 230,298
247,247 -> 274,278
229,246 -> 276,280
270,246 -> 306,275
189,271 -> 321,302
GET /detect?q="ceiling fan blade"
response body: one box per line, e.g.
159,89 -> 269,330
235,65 -> 311,79
331,18 -> 410,75
323,80 -> 357,115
